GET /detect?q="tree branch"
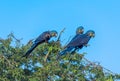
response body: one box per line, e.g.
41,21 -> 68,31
44,50 -> 51,62
83,57 -> 117,75
57,28 -> 66,41
0,54 -> 13,67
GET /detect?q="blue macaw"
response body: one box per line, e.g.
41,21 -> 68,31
57,30 -> 95,59
76,26 -> 84,35
64,26 -> 84,53
71,26 -> 84,41
23,30 -> 58,58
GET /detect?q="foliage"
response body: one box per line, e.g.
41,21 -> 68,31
0,33 -> 120,81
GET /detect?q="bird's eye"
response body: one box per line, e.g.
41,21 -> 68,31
78,29 -> 83,33
89,32 -> 95,37
89,33 -> 92,36
52,33 -> 56,36
78,30 -> 81,32
52,33 -> 54,36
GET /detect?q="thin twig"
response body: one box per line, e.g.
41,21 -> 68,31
64,36 -> 72,48
57,28 -> 66,41
44,51 -> 50,62
12,35 -> 23,43
83,57 -> 117,75
0,54 -> 13,67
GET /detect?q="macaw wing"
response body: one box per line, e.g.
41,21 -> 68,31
64,34 -> 81,49
66,34 -> 90,47
69,34 -> 79,43
59,47 -> 74,56
34,31 -> 50,44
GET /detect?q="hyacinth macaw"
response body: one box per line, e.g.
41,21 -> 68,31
57,30 -> 95,59
23,30 -> 58,58
70,26 -> 84,41
63,26 -> 84,54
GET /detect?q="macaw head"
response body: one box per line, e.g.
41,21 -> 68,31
86,30 -> 95,38
76,26 -> 84,34
50,30 -> 58,37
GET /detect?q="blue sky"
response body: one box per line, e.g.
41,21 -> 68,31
0,0 -> 120,74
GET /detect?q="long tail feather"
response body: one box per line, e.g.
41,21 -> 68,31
22,43 -> 38,58
56,47 -> 73,60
